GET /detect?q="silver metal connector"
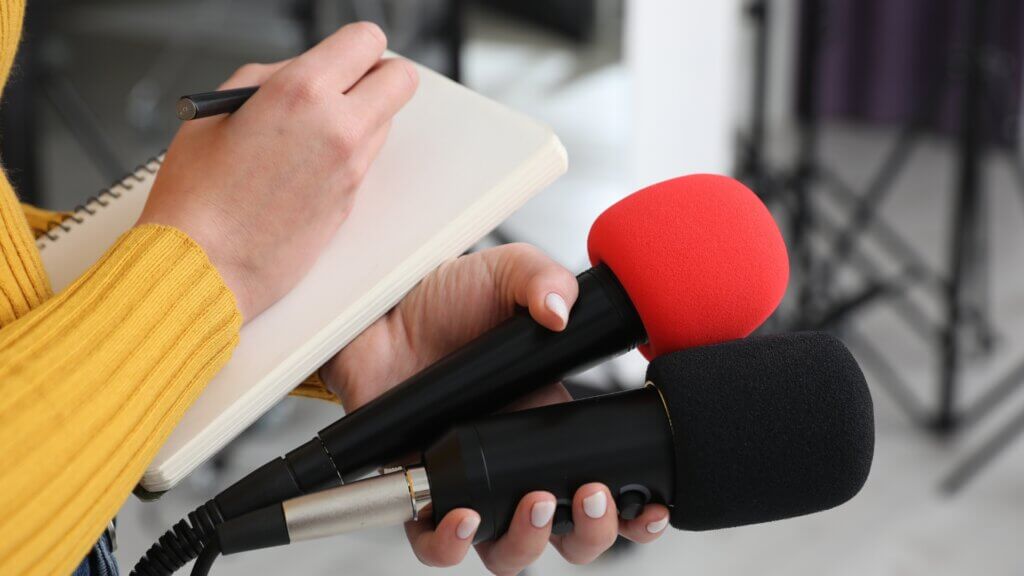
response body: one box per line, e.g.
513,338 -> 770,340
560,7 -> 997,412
407,466 -> 432,516
283,466 -> 432,543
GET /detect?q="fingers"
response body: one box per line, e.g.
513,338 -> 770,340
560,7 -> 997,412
493,243 -> 580,331
406,508 -> 480,567
219,59 -> 292,90
286,21 -> 388,92
403,494 -> 667,573
551,484 -> 619,565
619,504 -> 671,544
476,492 -> 556,576
344,58 -> 419,137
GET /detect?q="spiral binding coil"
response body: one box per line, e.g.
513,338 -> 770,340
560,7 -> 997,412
38,153 -> 165,248
130,499 -> 224,576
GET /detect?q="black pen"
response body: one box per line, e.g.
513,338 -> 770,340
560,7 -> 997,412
176,86 -> 259,121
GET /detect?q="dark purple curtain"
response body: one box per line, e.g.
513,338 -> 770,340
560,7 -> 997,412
806,0 -> 1024,145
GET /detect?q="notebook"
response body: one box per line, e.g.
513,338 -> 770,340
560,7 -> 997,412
37,57 -> 568,493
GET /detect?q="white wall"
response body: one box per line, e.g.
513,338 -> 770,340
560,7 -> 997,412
625,0 -> 743,184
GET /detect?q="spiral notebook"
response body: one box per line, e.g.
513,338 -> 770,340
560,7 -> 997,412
38,58 -> 567,493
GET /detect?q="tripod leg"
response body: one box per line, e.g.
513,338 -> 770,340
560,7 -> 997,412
815,5 -> 948,289
818,241 -> 938,341
816,167 -> 941,287
790,0 -> 826,321
963,355 -> 1024,430
816,110 -> 929,287
816,166 -> 999,352
941,401 -> 1024,494
938,0 -> 989,433
736,0 -> 770,184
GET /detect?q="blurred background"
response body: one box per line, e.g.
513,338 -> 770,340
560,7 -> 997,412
4,0 -> 1024,574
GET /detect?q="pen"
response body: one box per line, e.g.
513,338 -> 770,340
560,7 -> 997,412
176,86 -> 259,121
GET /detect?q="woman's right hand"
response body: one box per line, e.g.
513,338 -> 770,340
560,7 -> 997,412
138,22 -> 418,320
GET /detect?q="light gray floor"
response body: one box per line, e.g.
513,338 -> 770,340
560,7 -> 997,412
33,5 -> 1024,575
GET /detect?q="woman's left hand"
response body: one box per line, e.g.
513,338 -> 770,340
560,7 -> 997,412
319,243 -> 669,574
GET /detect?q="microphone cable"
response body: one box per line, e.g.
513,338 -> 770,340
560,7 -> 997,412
189,542 -> 221,576
131,500 -> 224,576
132,435 -> 342,576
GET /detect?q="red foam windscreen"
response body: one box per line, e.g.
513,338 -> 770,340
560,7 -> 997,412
587,174 -> 788,359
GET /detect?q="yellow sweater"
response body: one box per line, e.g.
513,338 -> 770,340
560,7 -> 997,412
0,2 -> 326,572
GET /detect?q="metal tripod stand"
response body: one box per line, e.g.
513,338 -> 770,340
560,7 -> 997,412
738,0 -> 1024,472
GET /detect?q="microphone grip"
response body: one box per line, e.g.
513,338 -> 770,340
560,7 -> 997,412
211,388 -> 674,559
316,264 -> 646,484
425,387 -> 675,542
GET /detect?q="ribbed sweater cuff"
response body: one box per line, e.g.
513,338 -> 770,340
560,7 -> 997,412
293,372 -> 341,404
0,224 -> 242,575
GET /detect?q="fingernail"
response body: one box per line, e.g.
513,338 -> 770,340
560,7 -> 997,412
545,293 -> 569,327
646,516 -> 669,534
531,500 -> 556,528
583,491 -> 607,519
456,515 -> 480,540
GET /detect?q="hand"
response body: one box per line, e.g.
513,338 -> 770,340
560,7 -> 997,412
320,243 -> 670,574
138,22 -> 418,320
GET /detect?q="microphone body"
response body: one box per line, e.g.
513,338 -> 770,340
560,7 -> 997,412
213,332 -> 875,560
219,386 -> 672,555
425,386 -> 673,541
316,264 -> 645,484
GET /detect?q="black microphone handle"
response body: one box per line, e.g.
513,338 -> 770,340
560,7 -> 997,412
310,263 -> 645,484
190,334 -> 874,575
426,386 -> 674,542
211,264 -> 645,521
211,387 -> 674,562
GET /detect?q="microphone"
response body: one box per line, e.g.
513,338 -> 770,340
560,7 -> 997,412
132,174 -> 789,576
203,332 -> 874,569
243,173 -> 789,491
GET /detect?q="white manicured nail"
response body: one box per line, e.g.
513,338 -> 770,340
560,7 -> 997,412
646,516 -> 669,534
531,500 -> 556,528
583,491 -> 607,519
545,293 -> 569,327
456,515 -> 480,540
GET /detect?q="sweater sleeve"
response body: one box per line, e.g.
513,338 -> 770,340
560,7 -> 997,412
0,220 -> 242,574
17,202 -> 342,404
293,372 -> 341,404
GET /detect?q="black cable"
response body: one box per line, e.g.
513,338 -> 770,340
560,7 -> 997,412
189,540 -> 221,576
134,454 -> 317,574
130,500 -> 223,576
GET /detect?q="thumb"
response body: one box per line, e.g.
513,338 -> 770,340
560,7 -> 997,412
493,243 -> 579,331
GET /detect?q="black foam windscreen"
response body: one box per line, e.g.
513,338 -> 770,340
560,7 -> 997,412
648,332 -> 874,531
